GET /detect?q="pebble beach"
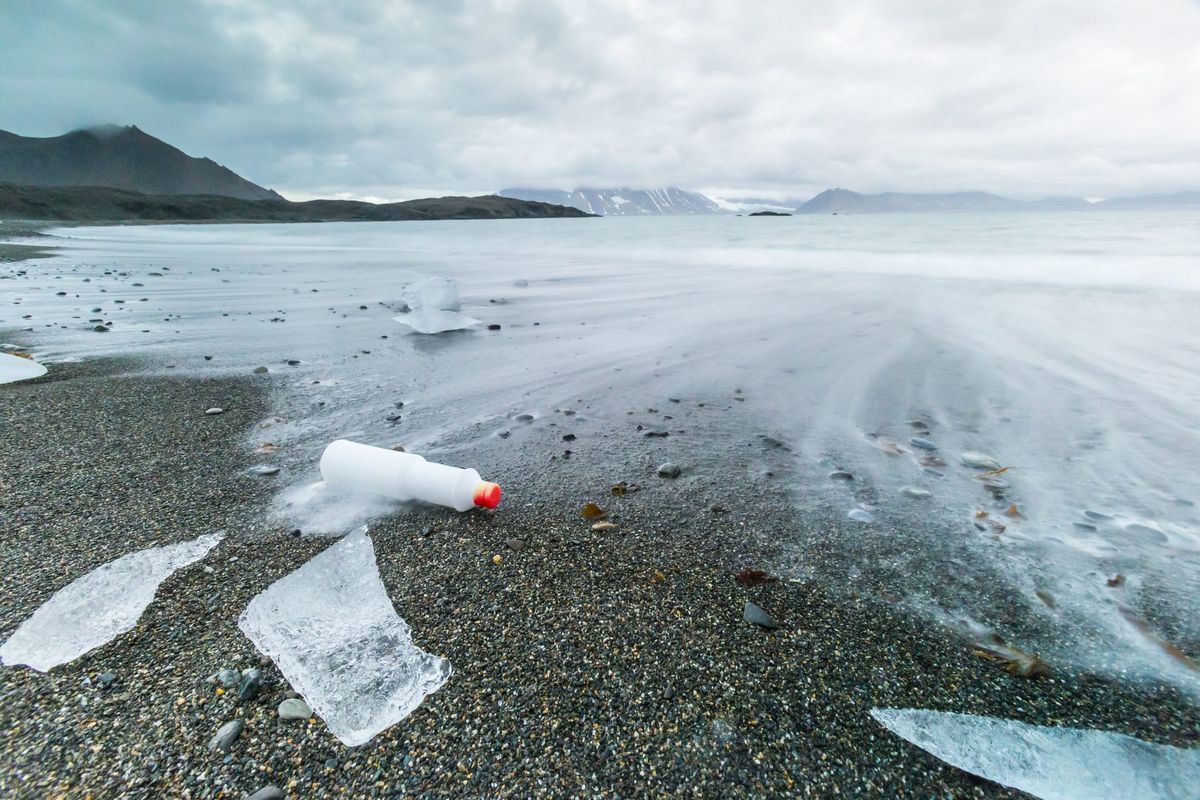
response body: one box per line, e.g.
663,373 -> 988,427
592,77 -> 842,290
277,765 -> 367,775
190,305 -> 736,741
2,349 -> 1198,798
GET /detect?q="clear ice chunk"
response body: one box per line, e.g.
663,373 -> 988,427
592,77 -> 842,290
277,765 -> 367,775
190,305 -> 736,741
238,528 -> 450,746
393,308 -> 480,334
402,275 -> 463,312
393,276 -> 479,333
0,352 -> 47,384
871,708 -> 1200,800
0,532 -> 223,671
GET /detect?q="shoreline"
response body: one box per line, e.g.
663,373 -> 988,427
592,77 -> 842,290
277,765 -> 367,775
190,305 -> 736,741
1,356 -> 1197,798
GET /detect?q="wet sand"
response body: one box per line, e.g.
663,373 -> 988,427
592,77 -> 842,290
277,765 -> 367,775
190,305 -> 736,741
1,355 -> 1197,799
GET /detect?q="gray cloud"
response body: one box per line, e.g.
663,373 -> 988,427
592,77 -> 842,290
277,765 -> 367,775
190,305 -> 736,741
2,0 -> 1199,200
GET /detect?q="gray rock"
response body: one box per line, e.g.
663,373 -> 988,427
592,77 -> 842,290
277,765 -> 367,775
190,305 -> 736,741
253,366 -> 269,374
1124,523 -> 1168,545
961,451 -> 1001,470
642,430 -> 669,438
743,601 -> 780,629
216,668 -> 239,688
251,465 -> 280,476
97,671 -> 117,689
909,437 -> 938,451
829,471 -> 854,481
92,325 -> 110,332
277,697 -> 313,720
207,719 -> 244,752
505,538 -> 526,552
899,486 -> 932,499
657,462 -> 682,478
237,668 -> 263,702
246,786 -> 284,800
204,407 -> 224,415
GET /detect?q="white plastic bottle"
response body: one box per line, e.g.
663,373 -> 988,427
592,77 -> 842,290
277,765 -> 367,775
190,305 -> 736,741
319,440 -> 502,512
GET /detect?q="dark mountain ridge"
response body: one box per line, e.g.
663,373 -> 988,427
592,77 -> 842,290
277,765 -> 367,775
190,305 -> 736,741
0,125 -> 283,201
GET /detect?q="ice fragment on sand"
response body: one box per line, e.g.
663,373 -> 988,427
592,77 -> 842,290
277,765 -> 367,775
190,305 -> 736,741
870,708 -> 1200,800
238,528 -> 449,746
0,352 -> 47,384
0,533 -> 223,671
848,508 -> 874,523
393,276 -> 479,334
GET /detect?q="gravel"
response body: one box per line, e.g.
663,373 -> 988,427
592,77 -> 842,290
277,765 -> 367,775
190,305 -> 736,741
1,354 -> 1197,798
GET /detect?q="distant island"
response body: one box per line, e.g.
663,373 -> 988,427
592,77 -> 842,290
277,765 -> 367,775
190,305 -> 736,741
748,210 -> 792,217
0,183 -> 593,222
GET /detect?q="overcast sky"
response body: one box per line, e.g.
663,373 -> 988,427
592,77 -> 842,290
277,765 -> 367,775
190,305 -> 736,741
3,0 -> 1199,201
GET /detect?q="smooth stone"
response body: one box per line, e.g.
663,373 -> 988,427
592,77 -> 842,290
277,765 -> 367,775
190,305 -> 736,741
504,538 -> 526,552
237,668 -> 263,702
922,467 -> 944,478
97,671 -> 117,688
657,462 -> 682,478
1124,523 -> 1169,545
900,486 -> 932,498
92,325 -> 110,332
253,366 -> 269,374
909,437 -> 938,451
743,601 -> 781,629
961,451 -> 1002,470
829,471 -> 854,481
1084,510 -> 1113,521
246,786 -> 285,800
514,414 -> 534,423
907,420 -> 929,429
207,719 -> 244,752
642,430 -> 670,438
251,465 -> 280,476
205,407 -> 224,415
848,508 -> 874,523
216,668 -> 239,688
277,698 -> 313,720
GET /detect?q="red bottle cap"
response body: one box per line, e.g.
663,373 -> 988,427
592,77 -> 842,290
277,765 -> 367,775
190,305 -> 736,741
473,481 -> 502,509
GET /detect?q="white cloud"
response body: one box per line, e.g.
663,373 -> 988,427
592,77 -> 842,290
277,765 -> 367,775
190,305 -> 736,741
2,0 -> 1199,200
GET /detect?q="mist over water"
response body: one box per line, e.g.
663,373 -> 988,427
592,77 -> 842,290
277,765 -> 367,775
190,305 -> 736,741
3,213 -> 1199,694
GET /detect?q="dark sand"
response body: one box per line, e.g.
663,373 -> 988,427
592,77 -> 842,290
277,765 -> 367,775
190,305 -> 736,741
0,222 -> 57,263
2,350 -> 1198,800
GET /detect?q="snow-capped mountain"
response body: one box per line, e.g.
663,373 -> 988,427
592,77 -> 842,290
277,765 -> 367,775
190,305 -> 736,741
497,186 -> 722,215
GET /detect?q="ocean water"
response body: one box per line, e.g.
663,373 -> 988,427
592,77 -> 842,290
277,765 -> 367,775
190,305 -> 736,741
3,213 -> 1199,694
